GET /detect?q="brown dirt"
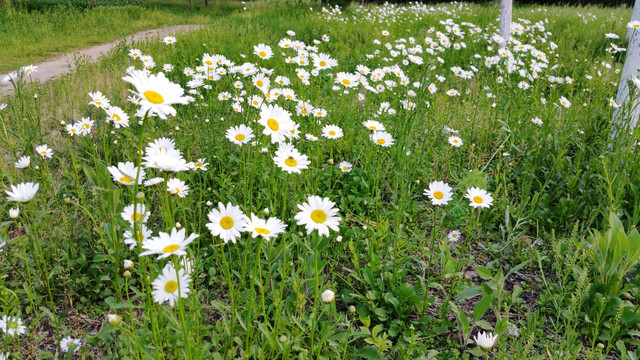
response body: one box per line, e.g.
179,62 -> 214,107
0,24 -> 203,96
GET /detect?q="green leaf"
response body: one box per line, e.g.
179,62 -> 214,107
354,346 -> 383,360
455,286 -> 481,301
473,296 -> 492,323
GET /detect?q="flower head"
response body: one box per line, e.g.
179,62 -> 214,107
294,195 -> 341,237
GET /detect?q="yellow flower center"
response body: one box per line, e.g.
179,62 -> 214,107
255,227 -> 270,235
235,134 -> 246,141
205,60 -> 213,65
195,163 -> 203,168
319,61 -> 326,67
433,191 -> 444,200
342,79 -> 351,85
256,80 -> 264,87
451,233 -> 458,238
285,157 -> 297,167
120,176 -> 133,184
144,90 -> 164,104
8,322 -> 18,330
329,131 -> 336,136
164,280 -> 178,293
301,109 -> 308,114
473,196 -> 484,204
220,216 -> 234,230
40,151 -> 47,154
343,167 -> 349,171
131,213 -> 142,221
267,118 -> 279,131
311,209 -> 327,223
112,113 -> 121,121
95,101 -> 102,105
377,139 -> 386,144
163,244 -> 180,253
369,126 -> 377,130
259,51 -> 267,57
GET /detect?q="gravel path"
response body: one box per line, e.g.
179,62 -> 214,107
0,24 -> 203,95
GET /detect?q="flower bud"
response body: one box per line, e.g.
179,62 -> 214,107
175,222 -> 182,229
321,289 -> 335,304
123,270 -> 132,278
107,314 -> 122,326
262,208 -> 270,216
123,260 -> 134,269
136,192 -> 145,200
9,208 -> 19,219
348,305 -> 356,313
336,236 -> 342,243
279,335 -> 287,343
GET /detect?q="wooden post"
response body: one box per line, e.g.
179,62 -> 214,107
499,0 -> 512,49
613,4 -> 640,140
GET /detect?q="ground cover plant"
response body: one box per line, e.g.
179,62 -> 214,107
1,1 -> 640,359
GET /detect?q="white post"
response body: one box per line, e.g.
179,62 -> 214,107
499,0 -> 512,49
628,0 -> 640,40
613,6 -> 640,140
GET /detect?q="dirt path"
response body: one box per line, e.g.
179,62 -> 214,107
0,24 -> 203,96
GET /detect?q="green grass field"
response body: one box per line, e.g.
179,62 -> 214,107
0,0 -> 243,72
0,1 -> 639,359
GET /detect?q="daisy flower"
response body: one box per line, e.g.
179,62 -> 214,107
123,225 -> 152,249
448,136 -> 463,147
465,187 -> 494,209
122,70 -> 189,119
558,96 -> 571,108
273,144 -> 310,174
226,124 -> 255,145
305,134 -> 318,141
206,203 -> 247,244
254,44 -> 274,60
77,117 -> 95,135
243,213 -> 288,240
0,315 -> 26,337
424,181 -> 453,206
447,230 -> 462,242
294,195 -> 341,237
105,106 -> 130,129
362,120 -> 385,131
121,203 -> 150,225
35,145 -> 53,159
163,36 -> 177,45
60,336 -> 82,353
15,156 -> 30,169
88,91 -> 110,109
338,161 -> 353,172
144,177 -> 164,187
531,117 -> 543,126
140,227 -> 198,259
190,158 -> 208,171
322,125 -> 344,139
6,182 -> 39,202
166,178 -> 189,197
370,131 -> 394,147
152,263 -> 191,307
107,162 -> 145,186
258,104 -> 295,143
474,331 -> 498,351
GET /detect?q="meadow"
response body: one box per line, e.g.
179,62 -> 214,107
0,0 -> 640,359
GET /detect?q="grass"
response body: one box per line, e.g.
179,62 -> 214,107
0,0 -> 243,73
0,1 -> 640,359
